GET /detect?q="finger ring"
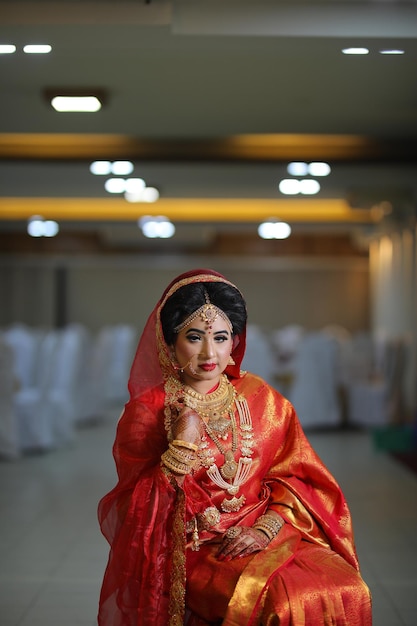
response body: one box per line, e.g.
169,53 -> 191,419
226,526 -> 242,539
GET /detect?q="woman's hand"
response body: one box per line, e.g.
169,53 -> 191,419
216,526 -> 269,561
172,407 -> 202,448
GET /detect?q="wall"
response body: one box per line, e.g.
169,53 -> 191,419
0,254 -> 370,334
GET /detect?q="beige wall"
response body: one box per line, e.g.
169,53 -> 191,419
0,255 -> 370,334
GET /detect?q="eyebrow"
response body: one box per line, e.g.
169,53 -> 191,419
185,327 -> 230,336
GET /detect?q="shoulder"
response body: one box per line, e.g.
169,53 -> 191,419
232,371 -> 290,408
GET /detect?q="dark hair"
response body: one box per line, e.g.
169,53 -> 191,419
160,281 -> 247,346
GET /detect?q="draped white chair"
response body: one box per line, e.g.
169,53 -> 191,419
80,324 -> 137,421
270,325 -> 304,395
14,325 -> 89,451
288,332 -> 342,429
0,335 -> 20,460
347,335 -> 407,428
242,324 -> 279,390
105,325 -> 137,406
13,330 -> 59,451
3,323 -> 44,391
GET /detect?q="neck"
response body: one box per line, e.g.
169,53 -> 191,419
183,375 -> 221,395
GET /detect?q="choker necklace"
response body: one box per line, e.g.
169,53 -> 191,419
179,374 -> 236,423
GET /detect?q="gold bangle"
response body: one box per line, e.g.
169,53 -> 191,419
161,450 -> 193,475
168,443 -> 196,463
253,513 -> 284,540
172,439 -> 199,452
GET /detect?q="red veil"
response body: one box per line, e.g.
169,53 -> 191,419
98,269 -> 247,625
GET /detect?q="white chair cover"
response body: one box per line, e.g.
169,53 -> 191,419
347,336 -> 407,428
0,335 -> 20,459
3,323 -> 44,390
288,332 -> 342,429
242,324 -> 279,390
80,324 -> 137,421
14,325 -> 89,451
270,325 -> 304,395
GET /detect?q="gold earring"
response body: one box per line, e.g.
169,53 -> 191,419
228,355 -> 235,365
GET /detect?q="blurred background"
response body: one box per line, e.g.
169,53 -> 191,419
0,2 -> 417,624
1,0 -> 416,440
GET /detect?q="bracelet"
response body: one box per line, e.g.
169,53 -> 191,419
172,439 -> 199,452
253,513 -> 284,541
168,443 -> 196,463
161,449 -> 194,475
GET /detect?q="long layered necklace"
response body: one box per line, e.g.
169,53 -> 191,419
168,374 -> 255,513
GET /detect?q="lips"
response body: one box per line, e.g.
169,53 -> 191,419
200,363 -> 216,371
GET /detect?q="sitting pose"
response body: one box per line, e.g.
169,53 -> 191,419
98,268 -> 372,626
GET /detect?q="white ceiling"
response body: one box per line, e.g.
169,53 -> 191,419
1,0 -> 416,246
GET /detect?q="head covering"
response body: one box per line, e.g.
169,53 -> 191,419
128,269 -> 247,399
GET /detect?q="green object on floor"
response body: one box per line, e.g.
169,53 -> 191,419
372,425 -> 415,452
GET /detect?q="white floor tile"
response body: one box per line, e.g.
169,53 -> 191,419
1,416 -> 416,625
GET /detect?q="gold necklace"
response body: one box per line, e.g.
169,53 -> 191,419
180,374 -> 236,422
203,409 -> 239,479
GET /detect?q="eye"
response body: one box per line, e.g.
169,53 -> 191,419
186,333 -> 202,342
214,334 -> 228,342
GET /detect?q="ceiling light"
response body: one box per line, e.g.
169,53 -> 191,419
342,47 -> 369,55
258,220 -> 291,240
307,162 -> 331,176
0,45 -> 16,54
43,220 -> 60,237
23,44 -> 52,54
90,161 -> 112,175
111,161 -> 134,175
287,162 -> 308,176
139,216 -> 175,239
45,88 -> 106,112
124,178 -> 145,194
51,96 -> 102,112
27,215 -> 59,237
279,179 -> 301,195
379,49 -> 405,55
142,187 -> 160,203
104,178 -> 126,193
300,179 -> 321,195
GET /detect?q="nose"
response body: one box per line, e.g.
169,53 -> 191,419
201,337 -> 216,359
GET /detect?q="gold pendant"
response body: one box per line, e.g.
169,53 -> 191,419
221,495 -> 246,513
220,450 -> 238,480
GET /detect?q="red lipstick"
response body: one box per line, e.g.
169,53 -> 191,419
200,363 -> 216,371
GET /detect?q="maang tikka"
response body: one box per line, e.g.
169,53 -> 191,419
174,289 -> 233,334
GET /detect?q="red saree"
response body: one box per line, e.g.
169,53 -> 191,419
98,373 -> 371,625
97,269 -> 371,625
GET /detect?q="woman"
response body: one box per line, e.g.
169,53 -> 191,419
98,269 -> 372,626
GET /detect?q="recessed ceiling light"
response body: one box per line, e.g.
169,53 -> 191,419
27,215 -> 59,237
258,220 -> 291,240
139,216 -> 175,238
124,178 -> 146,194
0,44 -> 16,54
342,47 -> 369,55
379,49 -> 405,55
90,161 -> 112,175
142,187 -> 160,203
308,162 -> 331,177
279,179 -> 301,195
287,162 -> 308,176
111,161 -> 134,176
104,178 -> 126,193
45,88 -> 106,112
300,179 -> 321,195
24,44 -> 52,54
51,96 -> 102,112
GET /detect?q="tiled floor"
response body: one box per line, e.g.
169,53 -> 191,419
1,413 -> 416,625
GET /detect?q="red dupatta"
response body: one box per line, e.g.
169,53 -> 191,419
98,269 -> 247,626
